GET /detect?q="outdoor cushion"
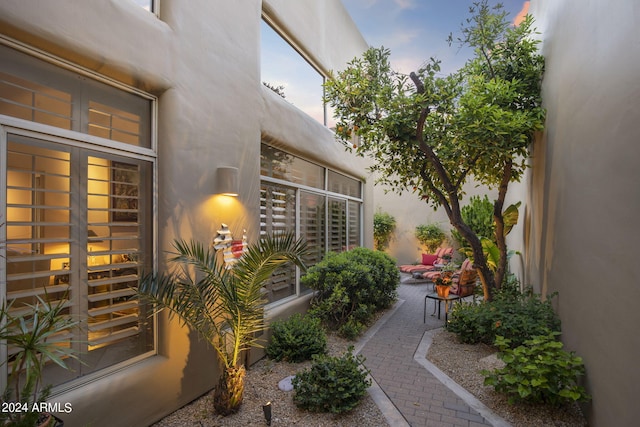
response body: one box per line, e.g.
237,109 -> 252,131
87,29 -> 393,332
421,253 -> 438,265
399,247 -> 454,274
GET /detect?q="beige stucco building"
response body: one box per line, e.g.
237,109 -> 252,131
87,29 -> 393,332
0,1 -> 370,425
1,1 -> 639,426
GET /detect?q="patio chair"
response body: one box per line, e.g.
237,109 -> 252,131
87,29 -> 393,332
422,258 -> 478,297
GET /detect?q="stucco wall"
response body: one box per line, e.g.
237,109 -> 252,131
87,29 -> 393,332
0,0 -> 370,425
528,1 -> 640,425
375,180 -> 499,266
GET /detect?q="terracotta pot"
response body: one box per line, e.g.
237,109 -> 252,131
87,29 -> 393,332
436,285 -> 450,298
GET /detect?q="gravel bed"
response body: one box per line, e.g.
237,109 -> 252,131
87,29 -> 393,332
153,323 -> 588,427
152,332 -> 388,427
426,329 -> 588,427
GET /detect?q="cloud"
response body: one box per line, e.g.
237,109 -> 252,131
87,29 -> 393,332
513,1 -> 530,26
393,0 -> 416,10
382,28 -> 422,49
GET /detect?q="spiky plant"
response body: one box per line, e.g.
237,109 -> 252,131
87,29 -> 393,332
137,232 -> 307,415
0,296 -> 81,426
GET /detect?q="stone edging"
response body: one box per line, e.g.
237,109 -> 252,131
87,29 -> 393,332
413,328 -> 512,427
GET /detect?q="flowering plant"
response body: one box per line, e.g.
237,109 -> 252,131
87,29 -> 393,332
434,272 -> 453,287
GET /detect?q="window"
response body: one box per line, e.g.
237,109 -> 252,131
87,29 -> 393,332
0,45 -> 151,148
260,144 -> 362,304
132,0 -> 156,13
1,45 -> 155,389
261,20 -> 328,126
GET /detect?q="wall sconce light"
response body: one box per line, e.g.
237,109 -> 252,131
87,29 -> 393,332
216,167 -> 239,196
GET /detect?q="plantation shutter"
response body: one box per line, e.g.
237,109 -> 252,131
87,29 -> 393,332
5,139 -> 73,321
259,183 -> 296,302
86,156 -> 150,350
347,200 -> 361,250
328,198 -> 346,252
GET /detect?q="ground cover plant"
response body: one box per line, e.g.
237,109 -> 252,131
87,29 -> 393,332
292,347 -> 371,414
447,280 -> 560,348
266,313 -> 327,363
301,247 -> 399,339
483,332 -> 590,406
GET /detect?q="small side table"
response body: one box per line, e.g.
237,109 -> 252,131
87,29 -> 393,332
424,292 -> 461,323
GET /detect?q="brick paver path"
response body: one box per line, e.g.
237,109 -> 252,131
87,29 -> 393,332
360,282 -> 493,427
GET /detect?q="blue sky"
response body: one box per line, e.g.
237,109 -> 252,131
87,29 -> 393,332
342,0 -> 530,75
261,1 -> 530,125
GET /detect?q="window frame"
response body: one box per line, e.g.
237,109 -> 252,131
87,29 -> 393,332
260,144 -> 363,308
0,43 -> 158,394
260,16 -> 330,127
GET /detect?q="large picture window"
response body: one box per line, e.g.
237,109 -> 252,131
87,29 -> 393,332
260,144 -> 362,304
1,45 -> 155,390
261,19 -> 328,126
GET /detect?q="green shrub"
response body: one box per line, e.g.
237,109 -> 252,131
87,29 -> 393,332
301,248 -> 398,339
340,247 -> 399,311
373,211 -> 396,250
292,347 -> 371,414
415,223 -> 446,253
451,195 -> 495,248
266,313 -> 327,362
483,332 -> 590,406
448,290 -> 561,348
338,318 -> 364,341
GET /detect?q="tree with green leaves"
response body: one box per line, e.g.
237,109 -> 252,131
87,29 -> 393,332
137,233 -> 307,415
324,1 -> 544,300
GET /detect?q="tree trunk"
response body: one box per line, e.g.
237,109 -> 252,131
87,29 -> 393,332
213,365 -> 246,416
492,159 -> 514,290
450,217 -> 496,301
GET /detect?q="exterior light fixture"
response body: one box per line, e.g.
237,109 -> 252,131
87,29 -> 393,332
216,167 -> 239,196
262,401 -> 272,425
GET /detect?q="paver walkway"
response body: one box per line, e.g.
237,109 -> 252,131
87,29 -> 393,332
356,281 -> 508,427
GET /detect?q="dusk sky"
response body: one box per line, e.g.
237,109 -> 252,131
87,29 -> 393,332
342,0 -> 531,75
261,1 -> 531,125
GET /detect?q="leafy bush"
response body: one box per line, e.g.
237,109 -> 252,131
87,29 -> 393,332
451,195 -> 495,248
483,332 -> 590,406
266,314 -> 327,362
448,289 -> 560,348
302,248 -> 398,338
340,247 -> 399,311
415,223 -> 446,253
292,348 -> 371,414
338,318 -> 364,341
373,211 -> 396,250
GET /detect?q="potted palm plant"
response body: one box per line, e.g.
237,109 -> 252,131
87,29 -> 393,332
137,232 -> 307,416
0,296 -> 80,427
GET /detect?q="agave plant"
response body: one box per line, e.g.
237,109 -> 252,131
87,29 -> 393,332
137,232 -> 307,415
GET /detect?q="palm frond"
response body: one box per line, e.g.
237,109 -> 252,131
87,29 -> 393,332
137,232 -> 309,370
234,232 -> 308,288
